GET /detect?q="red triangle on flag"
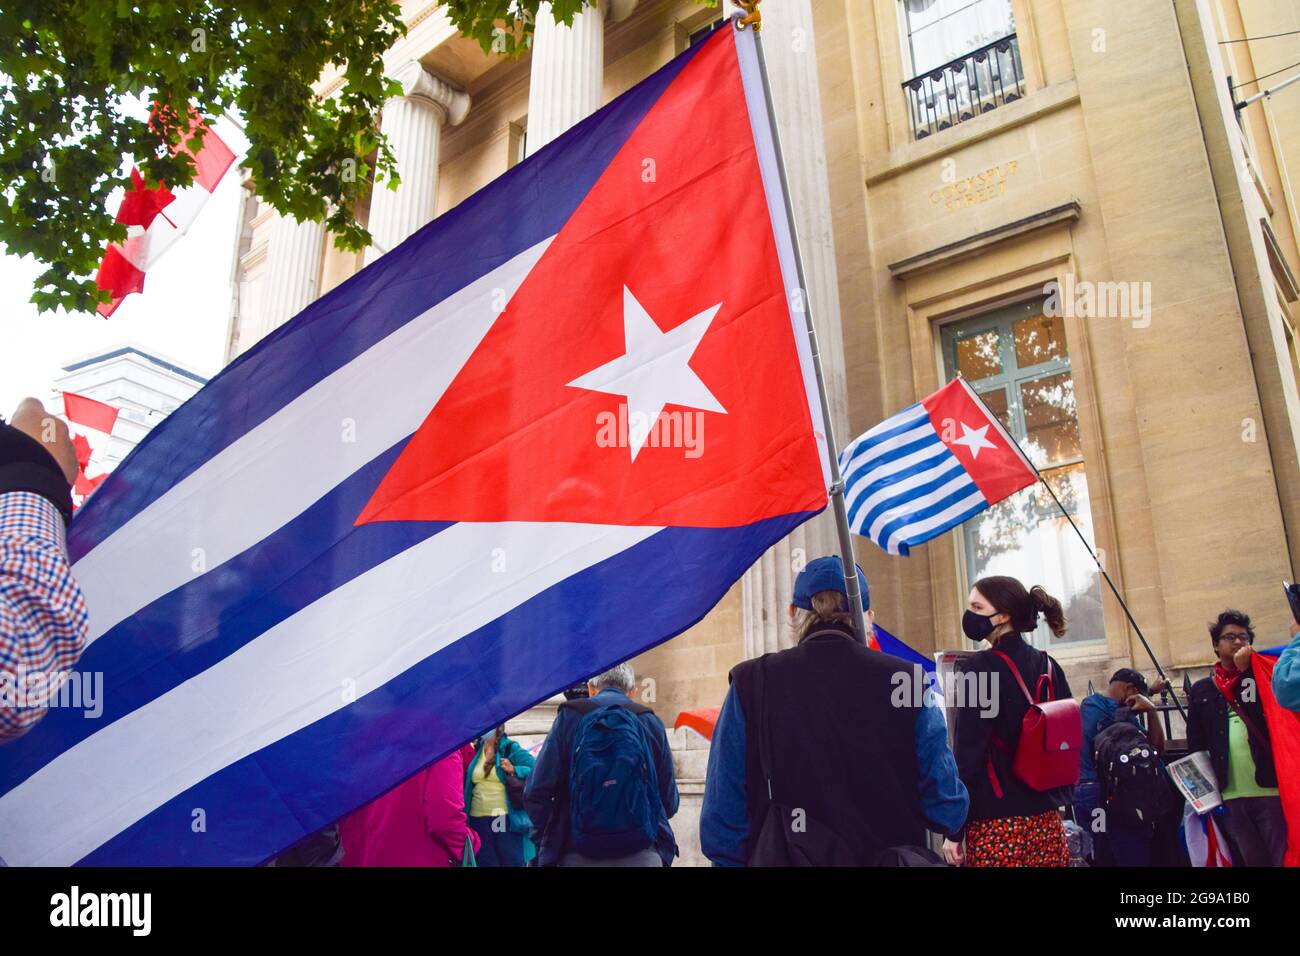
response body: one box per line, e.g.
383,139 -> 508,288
357,30 -> 825,530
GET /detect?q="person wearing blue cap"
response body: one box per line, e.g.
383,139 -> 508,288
699,556 -> 968,865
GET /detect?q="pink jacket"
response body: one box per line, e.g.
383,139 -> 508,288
339,743 -> 481,867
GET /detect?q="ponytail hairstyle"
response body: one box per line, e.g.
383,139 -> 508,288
790,590 -> 854,643
972,575 -> 1068,638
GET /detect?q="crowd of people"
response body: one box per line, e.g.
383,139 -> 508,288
4,398 -> 1300,867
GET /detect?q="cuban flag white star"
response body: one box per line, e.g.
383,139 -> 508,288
567,285 -> 726,460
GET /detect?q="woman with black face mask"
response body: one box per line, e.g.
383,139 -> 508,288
942,575 -> 1074,868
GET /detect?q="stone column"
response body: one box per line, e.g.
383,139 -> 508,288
262,215 -> 326,334
366,62 -> 470,264
525,0 -> 638,156
741,2 -> 851,659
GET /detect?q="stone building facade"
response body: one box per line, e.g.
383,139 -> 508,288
222,0 -> 1300,862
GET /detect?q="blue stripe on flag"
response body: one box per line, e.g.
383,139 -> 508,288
839,404 -> 926,472
75,511 -> 814,865
892,495 -> 988,557
0,442 -> 452,794
842,432 -> 945,502
875,484 -> 986,557
847,456 -> 966,533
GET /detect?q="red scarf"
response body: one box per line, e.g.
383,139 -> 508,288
1213,660 -> 1244,701
1214,660 -> 1269,744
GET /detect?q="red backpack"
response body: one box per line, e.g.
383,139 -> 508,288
986,648 -> 1081,795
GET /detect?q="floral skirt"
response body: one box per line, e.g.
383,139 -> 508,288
966,810 -> 1069,868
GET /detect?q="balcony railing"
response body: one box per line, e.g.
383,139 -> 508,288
902,34 -> 1026,141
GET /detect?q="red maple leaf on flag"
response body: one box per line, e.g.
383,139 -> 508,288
72,433 -> 92,472
115,168 -> 176,230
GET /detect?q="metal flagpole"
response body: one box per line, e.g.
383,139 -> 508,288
738,8 -> 869,644
964,382 -> 1187,719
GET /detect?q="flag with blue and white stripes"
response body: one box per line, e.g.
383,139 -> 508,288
838,377 -> 1037,556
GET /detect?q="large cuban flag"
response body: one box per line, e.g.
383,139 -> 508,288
0,21 -> 830,865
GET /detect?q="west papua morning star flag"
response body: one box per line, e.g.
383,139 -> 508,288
840,377 -> 1036,556
0,22 -> 830,865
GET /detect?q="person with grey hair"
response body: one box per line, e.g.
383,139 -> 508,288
523,661 -> 679,866
590,662 -> 635,693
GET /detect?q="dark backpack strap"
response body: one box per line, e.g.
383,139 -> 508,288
560,695 -> 653,717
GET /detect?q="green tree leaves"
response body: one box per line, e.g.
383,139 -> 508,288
0,1 -> 711,315
440,0 -> 595,58
0,1 -> 406,314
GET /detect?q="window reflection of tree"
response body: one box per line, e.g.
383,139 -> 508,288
972,466 -> 1082,566
1013,313 -> 1064,366
1021,374 -> 1078,466
957,330 -> 1002,379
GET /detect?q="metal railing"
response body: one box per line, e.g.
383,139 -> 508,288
902,34 -> 1026,140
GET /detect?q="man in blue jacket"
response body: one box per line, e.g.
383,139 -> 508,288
524,662 -> 679,866
700,557 -> 968,866
1073,667 -> 1167,866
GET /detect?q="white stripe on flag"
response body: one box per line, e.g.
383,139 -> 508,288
74,236 -> 554,643
0,519 -> 658,866
866,471 -> 976,544
840,421 -> 933,477
840,404 -> 927,462
846,455 -> 962,530
885,489 -> 987,555
845,435 -> 948,495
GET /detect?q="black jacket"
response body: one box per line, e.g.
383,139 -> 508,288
953,632 -> 1073,827
0,420 -> 73,524
1186,668 -> 1277,790
729,624 -> 931,861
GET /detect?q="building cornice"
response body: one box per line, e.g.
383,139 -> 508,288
888,201 -> 1082,279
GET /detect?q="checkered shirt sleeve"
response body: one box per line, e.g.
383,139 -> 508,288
0,491 -> 89,742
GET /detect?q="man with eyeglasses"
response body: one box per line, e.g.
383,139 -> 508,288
1186,610 -> 1287,866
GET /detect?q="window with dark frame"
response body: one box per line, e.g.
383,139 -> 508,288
940,297 -> 1105,647
688,17 -> 724,48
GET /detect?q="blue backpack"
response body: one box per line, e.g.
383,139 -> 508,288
565,698 -> 660,859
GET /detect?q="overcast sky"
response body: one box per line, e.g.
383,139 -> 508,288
0,116 -> 250,418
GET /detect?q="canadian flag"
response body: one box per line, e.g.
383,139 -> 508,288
94,113 -> 236,317
62,391 -> 119,504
